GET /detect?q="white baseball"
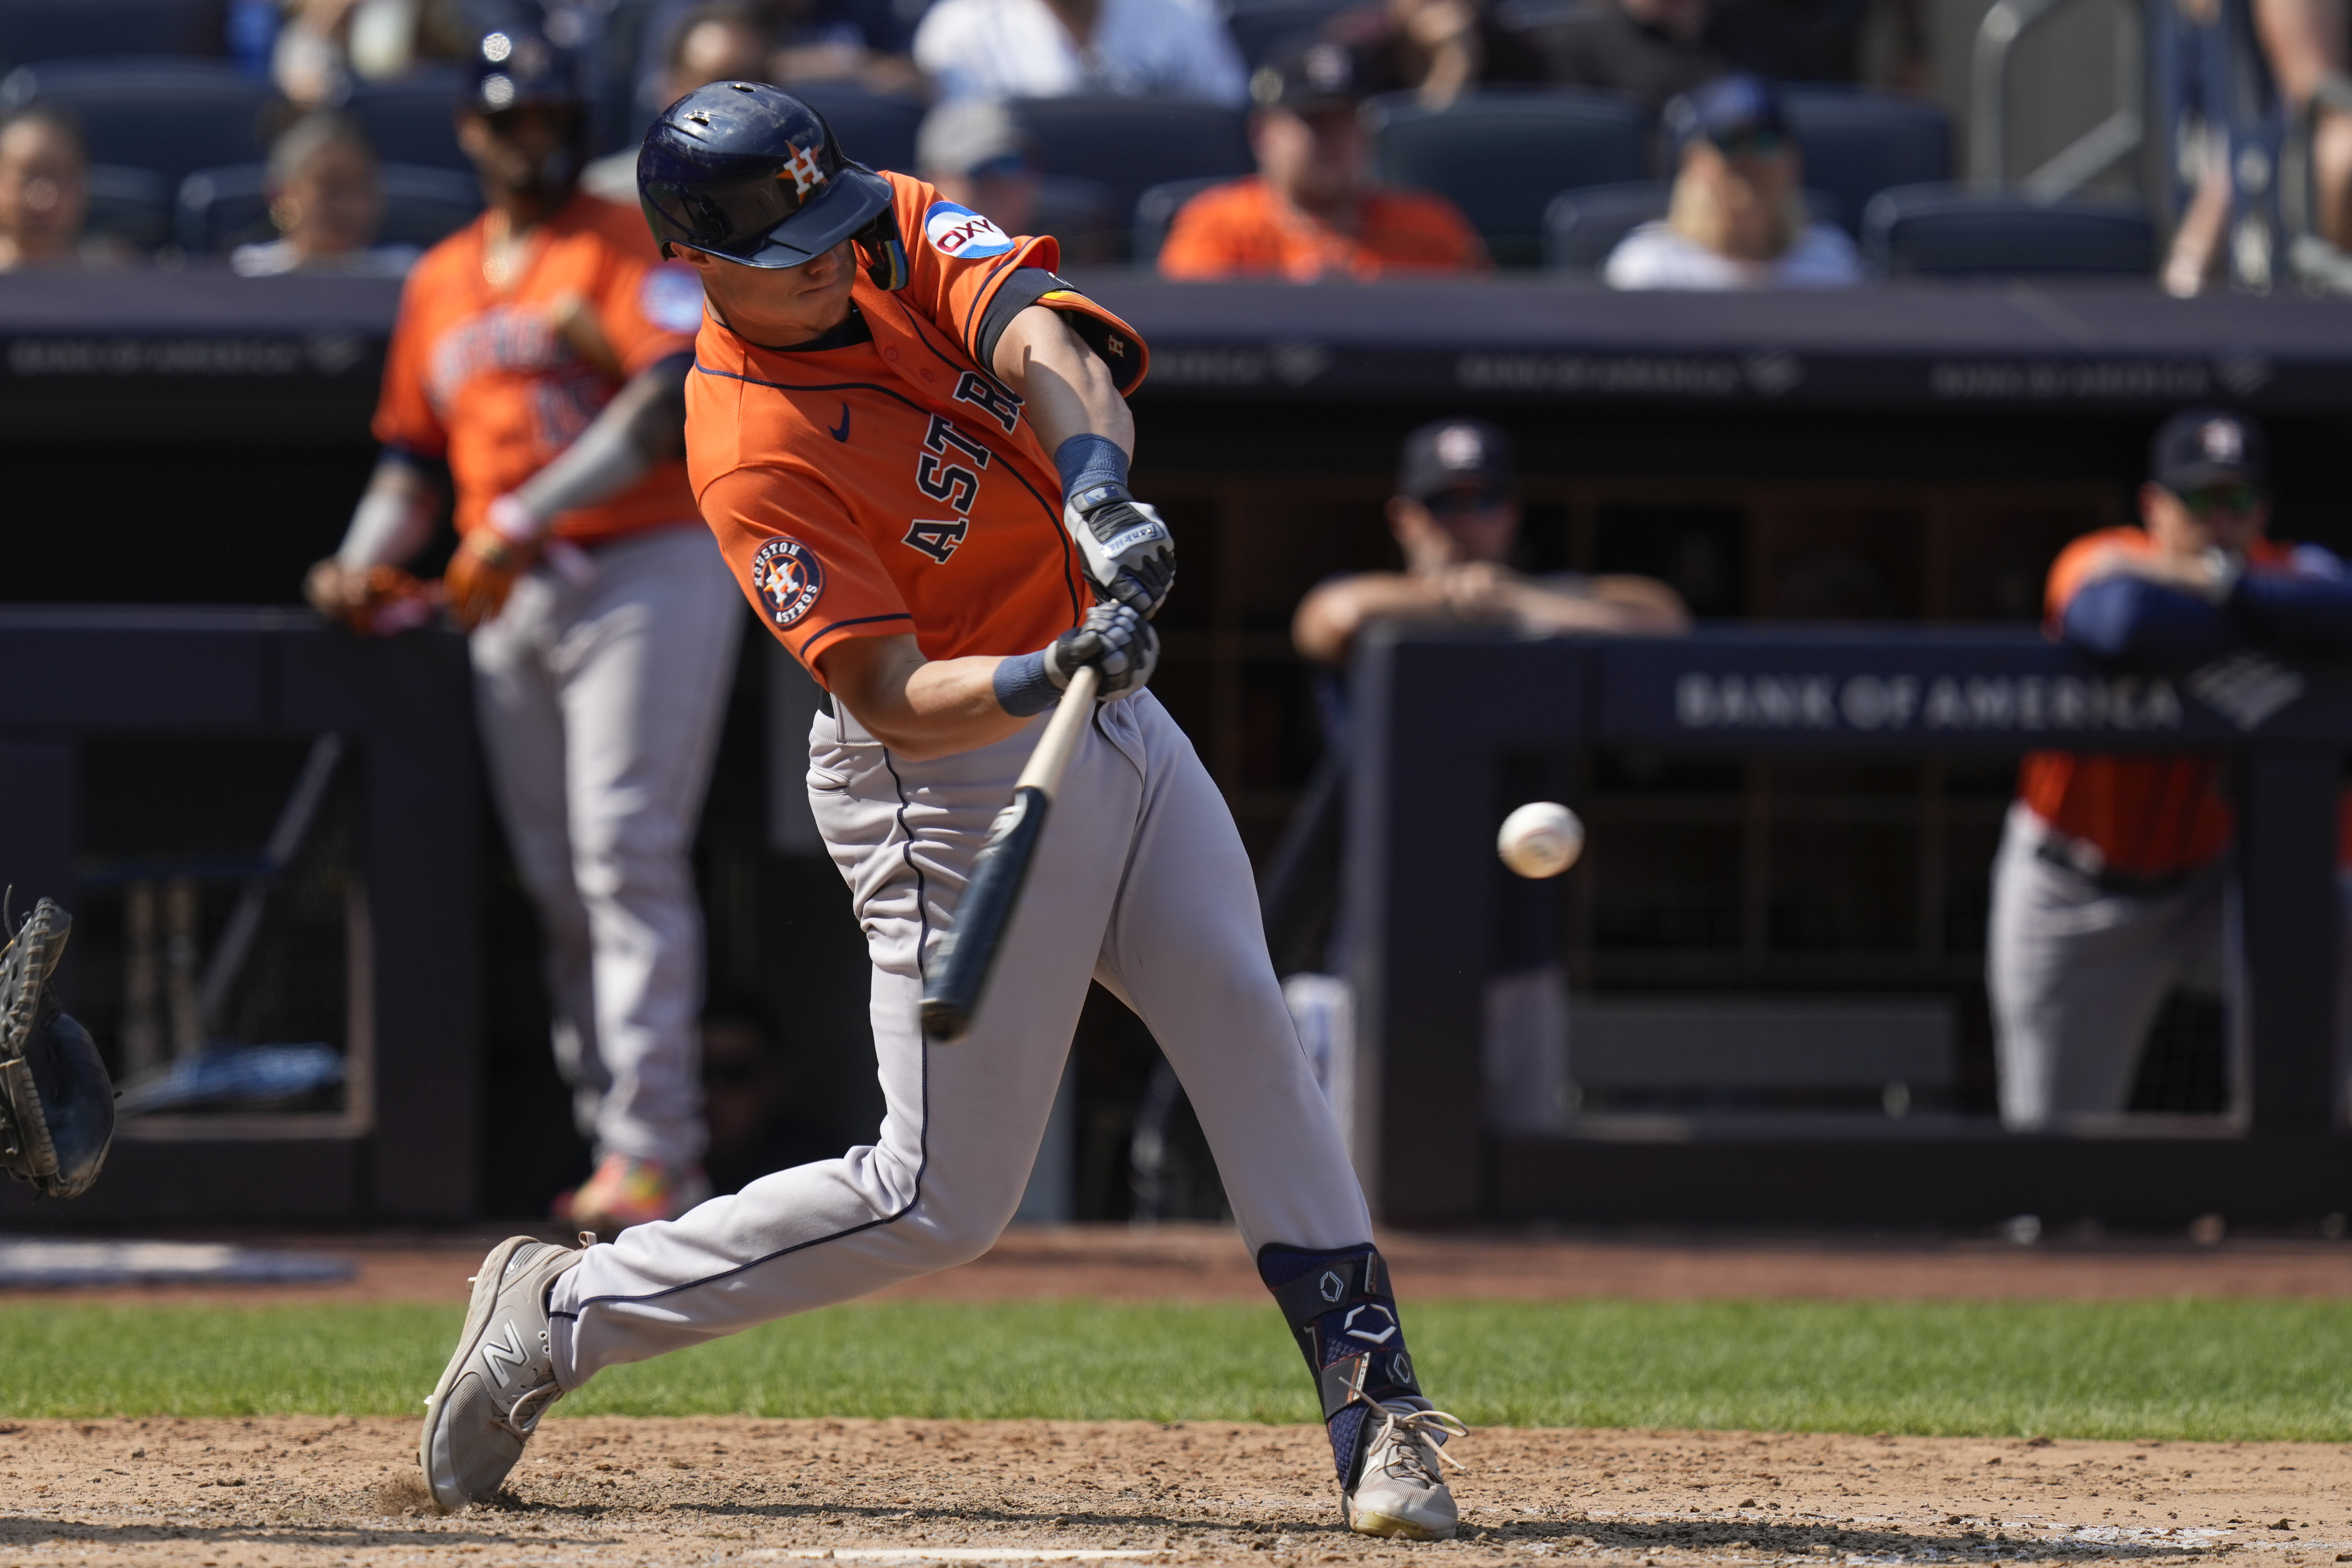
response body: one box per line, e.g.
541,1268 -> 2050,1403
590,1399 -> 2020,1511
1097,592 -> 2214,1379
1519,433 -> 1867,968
1497,801 -> 1584,879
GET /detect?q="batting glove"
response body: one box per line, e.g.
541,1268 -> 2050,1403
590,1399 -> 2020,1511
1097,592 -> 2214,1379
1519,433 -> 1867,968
1045,602 -> 1159,699
1065,489 -> 1175,619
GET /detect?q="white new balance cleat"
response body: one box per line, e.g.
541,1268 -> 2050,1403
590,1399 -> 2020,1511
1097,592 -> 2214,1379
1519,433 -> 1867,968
418,1232 -> 592,1512
1344,1405 -> 1469,1541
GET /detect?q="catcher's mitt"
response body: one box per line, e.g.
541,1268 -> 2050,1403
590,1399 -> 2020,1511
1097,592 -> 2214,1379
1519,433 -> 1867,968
0,899 -> 113,1199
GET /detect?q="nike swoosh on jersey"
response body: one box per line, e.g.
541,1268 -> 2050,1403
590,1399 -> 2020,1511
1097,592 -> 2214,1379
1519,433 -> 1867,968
829,404 -> 851,442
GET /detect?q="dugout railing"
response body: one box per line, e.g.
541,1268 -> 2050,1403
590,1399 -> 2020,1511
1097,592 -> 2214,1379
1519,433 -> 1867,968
1349,625 -> 2350,1228
0,608 -> 478,1225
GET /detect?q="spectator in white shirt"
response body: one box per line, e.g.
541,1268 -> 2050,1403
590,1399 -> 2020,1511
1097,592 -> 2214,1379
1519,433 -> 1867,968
231,112 -> 419,277
1604,74 -> 1862,290
912,0 -> 1247,105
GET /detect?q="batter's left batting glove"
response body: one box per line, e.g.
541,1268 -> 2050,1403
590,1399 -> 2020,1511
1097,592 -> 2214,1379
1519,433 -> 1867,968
1065,488 -> 1175,619
1046,601 -> 1159,699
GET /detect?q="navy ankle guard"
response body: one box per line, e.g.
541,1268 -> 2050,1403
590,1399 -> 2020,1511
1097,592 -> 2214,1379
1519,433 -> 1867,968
1258,1242 -> 1423,1481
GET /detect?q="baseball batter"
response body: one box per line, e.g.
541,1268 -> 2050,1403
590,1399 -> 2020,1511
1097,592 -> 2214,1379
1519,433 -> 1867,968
1989,407 -> 2352,1129
304,26 -> 740,1231
418,83 -> 1466,1541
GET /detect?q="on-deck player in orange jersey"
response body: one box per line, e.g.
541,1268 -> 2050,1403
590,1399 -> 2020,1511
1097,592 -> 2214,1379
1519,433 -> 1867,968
1157,37 -> 1487,282
1989,408 -> 2352,1132
305,25 -> 741,1235
417,83 -> 1473,1543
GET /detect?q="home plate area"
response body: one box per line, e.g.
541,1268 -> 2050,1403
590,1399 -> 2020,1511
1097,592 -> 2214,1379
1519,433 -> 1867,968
0,1418 -> 2344,1567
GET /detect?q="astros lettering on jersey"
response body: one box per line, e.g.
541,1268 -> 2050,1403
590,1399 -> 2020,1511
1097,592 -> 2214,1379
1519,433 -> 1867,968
374,192 -> 705,543
687,172 -> 1149,683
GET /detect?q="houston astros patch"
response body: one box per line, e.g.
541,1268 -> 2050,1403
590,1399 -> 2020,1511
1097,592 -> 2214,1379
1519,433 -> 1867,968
750,536 -> 824,628
923,201 -> 1016,260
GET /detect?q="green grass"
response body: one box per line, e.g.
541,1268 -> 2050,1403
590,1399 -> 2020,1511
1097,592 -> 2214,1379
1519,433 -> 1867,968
5,1297 -> 2352,1441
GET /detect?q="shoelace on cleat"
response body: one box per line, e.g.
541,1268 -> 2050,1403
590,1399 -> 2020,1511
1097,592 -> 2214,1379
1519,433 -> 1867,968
1361,1407 -> 1471,1489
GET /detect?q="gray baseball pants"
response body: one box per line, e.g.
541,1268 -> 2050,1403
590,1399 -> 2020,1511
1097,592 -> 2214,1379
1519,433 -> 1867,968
1986,802 -> 2239,1131
547,688 -> 1371,1385
469,523 -> 743,1173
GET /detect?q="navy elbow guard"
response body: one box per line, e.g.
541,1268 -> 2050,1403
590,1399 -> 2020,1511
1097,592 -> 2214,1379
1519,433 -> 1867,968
1260,1243 -> 1423,1482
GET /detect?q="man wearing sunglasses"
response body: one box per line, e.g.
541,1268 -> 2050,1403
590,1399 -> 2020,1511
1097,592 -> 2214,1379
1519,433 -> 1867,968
1294,419 -> 1687,667
1285,421 -> 1684,1153
1990,407 -> 2352,1130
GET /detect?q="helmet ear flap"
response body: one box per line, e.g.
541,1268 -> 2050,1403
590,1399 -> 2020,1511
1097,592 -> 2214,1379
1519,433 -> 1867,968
856,205 -> 909,291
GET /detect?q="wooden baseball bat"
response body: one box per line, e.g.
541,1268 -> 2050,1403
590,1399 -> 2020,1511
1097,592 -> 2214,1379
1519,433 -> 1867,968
919,665 -> 1101,1043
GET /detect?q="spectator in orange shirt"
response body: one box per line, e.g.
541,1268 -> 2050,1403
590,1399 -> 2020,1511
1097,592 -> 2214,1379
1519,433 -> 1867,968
1158,38 -> 1487,281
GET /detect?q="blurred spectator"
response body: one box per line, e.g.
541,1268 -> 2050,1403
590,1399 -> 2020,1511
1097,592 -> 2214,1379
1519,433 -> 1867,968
587,4 -> 772,201
273,0 -> 474,106
0,106 -> 128,271
770,0 -> 926,90
1603,75 -> 1862,288
1158,39 -> 1487,279
912,0 -> 1247,104
1538,0 -> 1727,114
232,111 -> 421,277
2164,0 -> 2352,293
1294,418 -> 1688,666
1987,409 -> 2352,1129
2252,0 -> 2352,256
699,1005 -> 837,1195
916,98 -> 1042,235
1283,420 -> 1685,1150
1325,0 -> 1550,109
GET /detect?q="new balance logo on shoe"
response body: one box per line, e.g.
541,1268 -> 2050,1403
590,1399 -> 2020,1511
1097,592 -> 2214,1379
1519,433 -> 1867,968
481,1322 -> 530,1387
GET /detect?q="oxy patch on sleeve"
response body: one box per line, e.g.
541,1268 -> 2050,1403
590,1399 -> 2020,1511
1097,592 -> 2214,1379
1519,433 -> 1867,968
750,536 -> 825,627
640,262 -> 708,334
924,200 -> 1017,260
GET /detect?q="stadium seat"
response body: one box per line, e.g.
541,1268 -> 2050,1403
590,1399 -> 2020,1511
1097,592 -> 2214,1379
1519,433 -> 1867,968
1861,183 -> 2157,277
86,162 -> 173,250
1367,87 -> 1645,267
1543,179 -> 1844,272
0,56 -> 273,187
0,0 -> 226,70
344,69 -> 469,174
176,159 -> 481,254
1006,96 -> 1253,257
1779,86 -> 1952,238
1132,174 -> 1236,264
792,81 -> 925,176
1225,0 -> 1357,66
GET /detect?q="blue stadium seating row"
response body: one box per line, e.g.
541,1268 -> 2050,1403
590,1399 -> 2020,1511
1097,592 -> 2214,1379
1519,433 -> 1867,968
5,50 -> 2153,278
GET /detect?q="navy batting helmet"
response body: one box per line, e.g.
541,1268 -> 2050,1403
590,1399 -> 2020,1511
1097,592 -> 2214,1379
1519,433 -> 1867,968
464,22 -> 581,115
638,81 -> 909,288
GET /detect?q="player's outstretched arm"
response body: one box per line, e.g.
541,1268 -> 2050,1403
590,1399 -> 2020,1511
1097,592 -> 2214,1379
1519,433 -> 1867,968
304,452 -> 446,633
445,351 -> 695,629
991,306 -> 1175,619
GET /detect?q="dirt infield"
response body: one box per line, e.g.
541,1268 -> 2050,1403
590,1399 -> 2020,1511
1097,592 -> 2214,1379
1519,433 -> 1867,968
21,1224 -> 2352,1306
0,1416 -> 2345,1567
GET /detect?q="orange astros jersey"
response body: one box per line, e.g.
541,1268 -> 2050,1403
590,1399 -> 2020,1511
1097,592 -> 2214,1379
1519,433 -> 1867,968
2018,527 -> 2298,880
690,171 -> 1148,683
374,191 -> 704,545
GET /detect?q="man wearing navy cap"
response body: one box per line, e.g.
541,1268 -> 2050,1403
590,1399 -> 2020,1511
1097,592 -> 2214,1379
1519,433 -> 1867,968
1989,408 -> 2352,1130
1603,74 -> 1862,290
304,26 -> 737,1232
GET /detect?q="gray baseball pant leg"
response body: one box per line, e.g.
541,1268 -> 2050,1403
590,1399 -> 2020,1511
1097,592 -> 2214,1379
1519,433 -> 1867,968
469,523 -> 743,1172
547,690 -> 1369,1385
1986,802 -> 2230,1131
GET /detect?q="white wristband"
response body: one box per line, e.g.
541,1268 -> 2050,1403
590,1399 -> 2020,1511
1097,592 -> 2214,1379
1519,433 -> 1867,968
485,494 -> 546,545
